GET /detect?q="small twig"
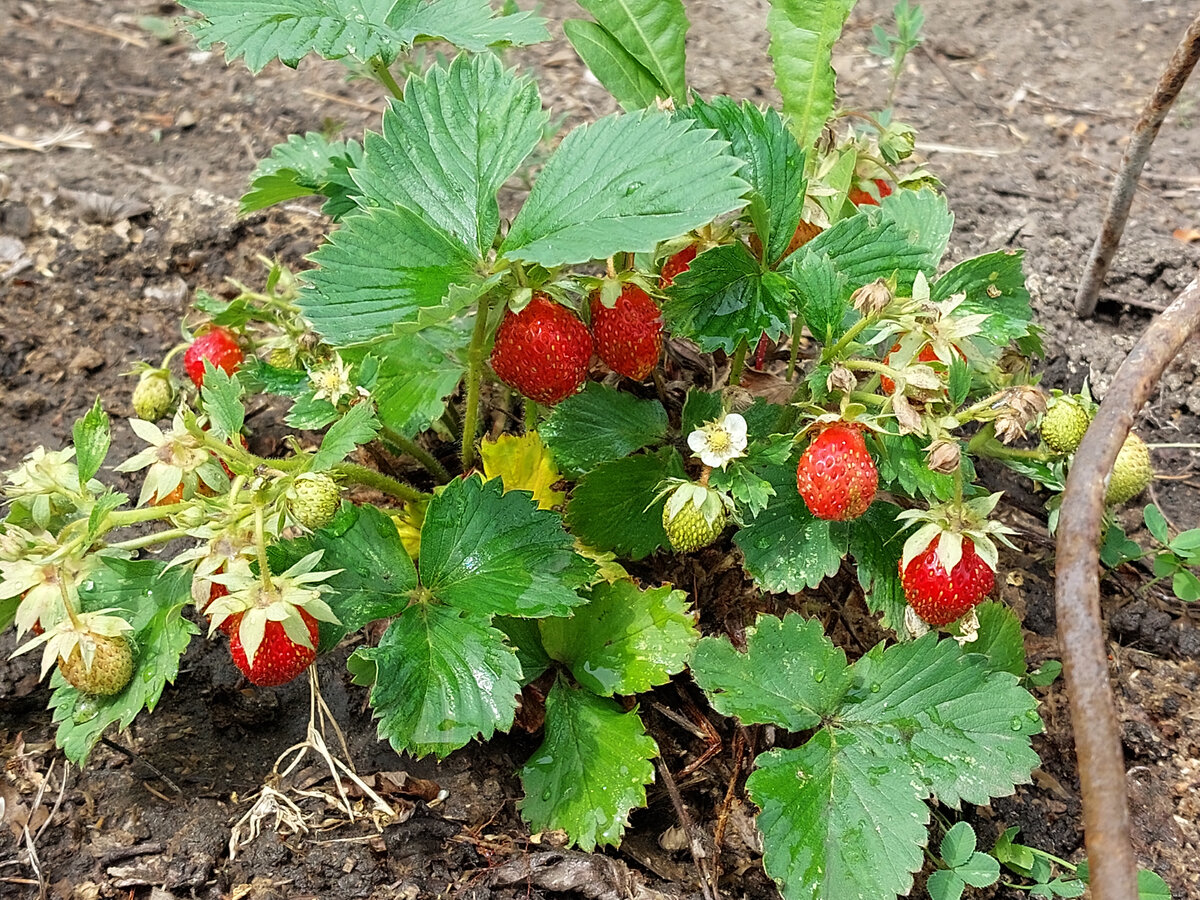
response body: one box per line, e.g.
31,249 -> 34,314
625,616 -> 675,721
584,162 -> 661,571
712,728 -> 746,879
50,15 -> 148,47
654,759 -> 716,900
100,737 -> 182,794
300,88 -> 385,115
1056,268 -> 1200,900
1075,11 -> 1200,317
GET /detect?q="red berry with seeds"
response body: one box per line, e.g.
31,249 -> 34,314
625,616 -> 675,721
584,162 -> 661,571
490,294 -> 593,405
590,284 -> 663,380
184,327 -> 244,388
228,607 -> 320,686
659,245 -> 698,288
900,535 -> 996,626
795,423 -> 878,521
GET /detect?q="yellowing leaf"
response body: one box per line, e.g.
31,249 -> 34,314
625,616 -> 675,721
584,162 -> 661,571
390,503 -> 426,560
574,540 -> 630,584
480,432 -> 565,510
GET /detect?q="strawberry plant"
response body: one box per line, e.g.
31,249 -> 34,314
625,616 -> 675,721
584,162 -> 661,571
0,1 -> 1181,898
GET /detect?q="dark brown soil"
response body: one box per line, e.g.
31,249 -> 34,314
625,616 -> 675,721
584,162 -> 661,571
2,2 -> 1199,899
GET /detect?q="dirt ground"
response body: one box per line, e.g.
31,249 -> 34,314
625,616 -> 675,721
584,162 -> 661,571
2,1 -> 1200,898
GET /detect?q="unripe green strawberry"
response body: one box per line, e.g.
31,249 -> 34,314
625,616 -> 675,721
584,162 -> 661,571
663,501 -> 727,553
288,473 -> 341,530
1105,432 -> 1153,506
1040,396 -> 1090,453
58,634 -> 135,696
132,369 -> 175,421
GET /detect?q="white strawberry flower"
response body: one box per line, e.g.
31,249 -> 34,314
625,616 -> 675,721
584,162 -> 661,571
309,354 -> 363,407
205,551 -> 342,662
687,413 -> 748,469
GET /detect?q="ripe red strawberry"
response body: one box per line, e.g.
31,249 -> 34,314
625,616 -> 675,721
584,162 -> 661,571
490,294 -> 593,405
200,573 -> 236,636
659,245 -> 698,288
184,327 -> 244,388
849,178 -> 893,207
228,607 -> 320,686
590,284 -> 663,380
795,423 -> 878,520
899,534 -> 995,626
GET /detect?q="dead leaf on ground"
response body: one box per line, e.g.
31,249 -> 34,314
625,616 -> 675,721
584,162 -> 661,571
1172,227 -> 1200,243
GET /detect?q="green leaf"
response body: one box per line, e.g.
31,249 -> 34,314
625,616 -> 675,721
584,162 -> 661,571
495,616 -> 552,684
186,0 -> 404,71
72,399 -> 110,485
680,389 -> 724,436
1135,868 -> 1173,900
972,601 -> 1027,677
848,634 -> 1043,808
766,0 -> 857,149
957,852 -> 1001,889
518,679 -> 657,851
749,731 -> 931,900
539,580 -> 698,696
389,0 -> 549,52
185,0 -> 546,73
199,365 -> 246,441
931,250 -> 1037,348
577,0 -> 688,102
311,400 -> 380,471
948,356 -> 972,407
300,206 -> 481,346
500,112 -> 748,267
926,869 -> 966,900
285,393 -> 339,431
734,462 -> 847,593
241,132 -> 363,217
878,188 -> 954,274
50,559 -> 197,764
270,503 -> 417,652
539,383 -> 669,477
846,502 -> 908,632
790,251 -> 849,345
662,243 -> 794,353
789,191 -> 950,299
354,319 -> 471,438
354,603 -> 521,758
681,97 -> 805,265
710,460 -> 777,517
874,430 -> 955,503
565,448 -> 685,560
419,475 -> 593,618
1026,659 -> 1062,687
240,356 -> 312,397
691,612 -> 851,731
563,19 -> 662,112
352,54 -> 547,255
939,821 -> 977,869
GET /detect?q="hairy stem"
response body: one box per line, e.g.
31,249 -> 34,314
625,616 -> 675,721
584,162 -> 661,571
333,462 -> 430,504
461,293 -> 495,470
379,425 -> 450,483
370,57 -> 404,100
728,340 -> 748,385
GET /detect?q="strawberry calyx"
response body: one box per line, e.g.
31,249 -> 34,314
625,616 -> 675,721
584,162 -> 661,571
205,551 -> 342,665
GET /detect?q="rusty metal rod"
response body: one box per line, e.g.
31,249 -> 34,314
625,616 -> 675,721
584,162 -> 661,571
1074,11 -> 1200,318
1056,268 -> 1200,900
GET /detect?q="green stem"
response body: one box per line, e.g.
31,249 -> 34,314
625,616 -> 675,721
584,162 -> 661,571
461,293 -> 495,470
104,502 -> 190,528
371,57 -> 404,100
787,317 -> 804,381
333,462 -> 431,504
107,526 -> 193,553
729,340 -> 748,385
440,404 -> 463,441
847,390 -> 888,409
255,503 -> 273,592
822,313 -> 877,363
380,425 -> 450,483
524,398 -> 539,433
